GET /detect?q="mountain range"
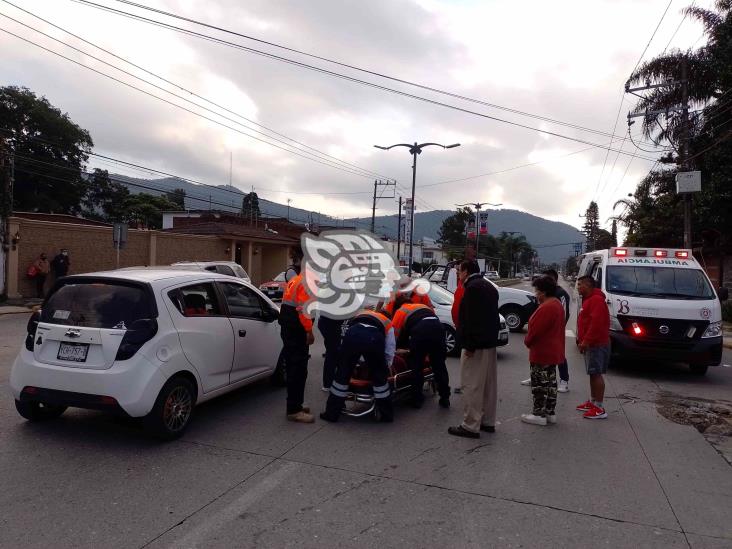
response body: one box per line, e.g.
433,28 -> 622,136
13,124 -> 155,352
112,174 -> 585,264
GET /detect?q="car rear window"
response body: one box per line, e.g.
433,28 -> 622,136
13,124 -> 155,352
41,282 -> 154,328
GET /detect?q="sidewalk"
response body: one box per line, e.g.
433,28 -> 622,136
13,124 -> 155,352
724,322 -> 732,350
0,305 -> 33,316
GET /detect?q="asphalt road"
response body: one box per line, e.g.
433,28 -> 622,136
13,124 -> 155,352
1,286 -> 732,548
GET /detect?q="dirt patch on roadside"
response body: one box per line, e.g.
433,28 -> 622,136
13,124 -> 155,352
656,391 -> 732,465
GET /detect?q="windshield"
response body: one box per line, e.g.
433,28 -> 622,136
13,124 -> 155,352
233,265 -> 248,278
428,284 -> 454,306
606,266 -> 715,299
41,282 -> 154,328
273,272 -> 286,282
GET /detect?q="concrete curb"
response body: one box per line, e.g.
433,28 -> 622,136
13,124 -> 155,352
0,307 -> 33,316
723,338 -> 732,351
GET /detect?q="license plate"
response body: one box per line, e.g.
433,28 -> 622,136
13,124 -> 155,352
267,290 -> 276,295
58,342 -> 89,362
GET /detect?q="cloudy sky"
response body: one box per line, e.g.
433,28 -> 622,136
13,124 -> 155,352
0,0 -> 711,233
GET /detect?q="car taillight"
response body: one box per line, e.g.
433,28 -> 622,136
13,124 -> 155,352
25,311 -> 41,351
115,318 -> 158,361
631,322 -> 643,336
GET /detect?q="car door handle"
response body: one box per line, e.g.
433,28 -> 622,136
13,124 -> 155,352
238,329 -> 247,337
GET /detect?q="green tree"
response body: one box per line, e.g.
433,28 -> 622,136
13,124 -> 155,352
0,86 -> 93,214
241,191 -> 260,222
83,169 -> 131,221
166,188 -> 186,209
120,193 -> 178,229
617,1 -> 732,247
582,201 -> 601,251
437,206 -> 474,260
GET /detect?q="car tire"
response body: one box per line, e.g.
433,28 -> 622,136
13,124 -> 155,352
15,400 -> 67,421
444,324 -> 459,357
143,376 -> 195,440
689,364 -> 708,376
501,306 -> 525,333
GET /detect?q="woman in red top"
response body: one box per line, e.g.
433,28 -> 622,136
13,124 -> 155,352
521,275 -> 565,426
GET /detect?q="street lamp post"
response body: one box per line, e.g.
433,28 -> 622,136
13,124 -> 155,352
374,142 -> 460,276
456,201 -> 502,265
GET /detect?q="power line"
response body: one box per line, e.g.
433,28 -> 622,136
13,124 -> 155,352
74,0 -> 661,147
1,129 -> 373,199
0,24 -> 385,182
65,0 -> 662,156
0,0 -> 392,182
595,0 -> 674,201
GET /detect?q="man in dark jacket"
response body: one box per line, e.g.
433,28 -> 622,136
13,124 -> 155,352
51,249 -> 70,279
448,259 -> 500,438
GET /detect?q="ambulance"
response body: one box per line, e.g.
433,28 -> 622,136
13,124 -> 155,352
577,247 -> 729,375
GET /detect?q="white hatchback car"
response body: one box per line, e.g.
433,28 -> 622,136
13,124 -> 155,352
10,269 -> 282,439
426,284 -> 509,356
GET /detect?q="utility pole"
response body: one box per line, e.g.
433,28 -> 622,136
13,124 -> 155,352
680,57 -> 692,249
396,196 -> 403,262
370,179 -> 396,233
287,198 -> 291,222
1,139 -> 13,297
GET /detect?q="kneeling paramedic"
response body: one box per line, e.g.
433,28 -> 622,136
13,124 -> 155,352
279,271 -> 315,423
392,301 -> 451,408
320,309 -> 395,423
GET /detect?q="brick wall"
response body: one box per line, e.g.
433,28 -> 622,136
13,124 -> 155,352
155,233 -> 229,265
10,218 -> 239,298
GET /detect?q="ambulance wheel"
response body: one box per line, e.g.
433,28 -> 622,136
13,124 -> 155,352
689,364 -> 708,376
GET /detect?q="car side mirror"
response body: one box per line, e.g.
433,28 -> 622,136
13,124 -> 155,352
718,287 -> 729,302
263,307 -> 279,322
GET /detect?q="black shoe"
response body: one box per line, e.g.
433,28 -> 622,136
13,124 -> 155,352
439,397 -> 450,409
480,425 -> 495,433
319,412 -> 339,423
448,425 -> 480,439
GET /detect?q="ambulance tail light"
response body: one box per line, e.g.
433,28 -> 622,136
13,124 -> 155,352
654,250 -> 667,258
675,251 -> 689,259
631,322 -> 643,336
614,248 -> 628,257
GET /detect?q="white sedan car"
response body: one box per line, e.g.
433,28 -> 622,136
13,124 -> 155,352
426,284 -> 509,356
10,269 -> 282,439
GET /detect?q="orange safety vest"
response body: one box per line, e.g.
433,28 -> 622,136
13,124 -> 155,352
352,309 -> 392,334
390,303 -> 433,339
280,273 -> 313,332
382,292 -> 433,316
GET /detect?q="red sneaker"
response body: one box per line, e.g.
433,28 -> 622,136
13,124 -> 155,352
576,400 -> 593,412
583,404 -> 608,419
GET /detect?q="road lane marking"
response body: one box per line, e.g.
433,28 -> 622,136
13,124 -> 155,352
172,460 -> 300,549
565,329 -> 575,338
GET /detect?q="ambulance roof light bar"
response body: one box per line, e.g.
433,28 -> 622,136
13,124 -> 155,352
675,251 -> 689,259
654,250 -> 668,258
614,248 -> 628,257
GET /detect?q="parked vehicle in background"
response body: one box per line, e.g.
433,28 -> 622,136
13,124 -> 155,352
422,264 -> 537,332
10,269 -> 282,439
425,283 -> 508,355
172,261 -> 250,282
259,271 -> 287,300
485,271 -> 500,280
577,247 -> 728,375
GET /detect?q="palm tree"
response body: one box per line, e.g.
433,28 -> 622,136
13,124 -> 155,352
627,1 -> 731,153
